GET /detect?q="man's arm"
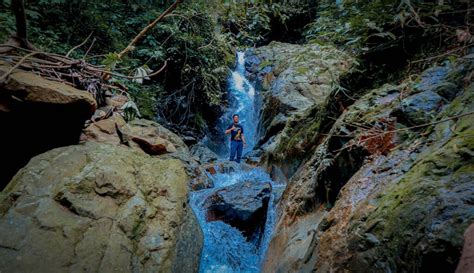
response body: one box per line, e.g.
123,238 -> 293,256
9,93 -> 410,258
225,125 -> 234,135
242,134 -> 247,145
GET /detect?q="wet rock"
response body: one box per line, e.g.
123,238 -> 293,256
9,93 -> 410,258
0,63 -> 96,189
217,161 -> 244,173
401,91 -> 444,125
246,156 -> 262,166
204,181 -> 272,242
262,210 -> 326,273
246,148 -> 264,158
205,165 -> 217,175
415,64 -> 452,91
203,161 -> 255,175
182,135 -> 198,145
244,149 -> 264,166
190,143 -> 219,163
0,142 -> 202,273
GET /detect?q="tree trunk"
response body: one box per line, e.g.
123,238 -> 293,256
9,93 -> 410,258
11,0 -> 34,49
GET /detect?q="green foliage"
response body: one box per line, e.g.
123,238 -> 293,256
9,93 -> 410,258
305,0 -> 399,48
304,0 -> 468,53
1,0 -> 234,133
144,2 -> 232,128
218,0 -> 318,46
0,2 -> 15,42
102,53 -> 121,70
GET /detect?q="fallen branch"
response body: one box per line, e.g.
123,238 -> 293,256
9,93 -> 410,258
410,44 -> 471,64
83,37 -> 96,60
0,51 -> 39,83
117,0 -> 183,59
66,32 -> 93,58
88,60 -> 168,80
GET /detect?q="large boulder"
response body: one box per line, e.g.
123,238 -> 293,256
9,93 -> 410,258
204,181 -> 272,242
0,63 -> 96,189
82,118 -> 186,155
0,142 -> 203,273
244,42 -> 353,147
81,118 -> 213,190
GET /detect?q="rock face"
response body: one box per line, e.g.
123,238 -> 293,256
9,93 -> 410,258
261,57 -> 474,272
244,42 -> 353,151
401,90 -> 444,125
0,64 -> 96,188
82,118 -> 213,190
82,118 -> 183,155
204,181 -> 271,242
0,142 -> 203,273
190,143 -> 219,163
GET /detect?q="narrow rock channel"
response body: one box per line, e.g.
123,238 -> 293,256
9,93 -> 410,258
190,52 -> 285,273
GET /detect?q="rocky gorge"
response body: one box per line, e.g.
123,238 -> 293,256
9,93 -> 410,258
245,43 -> 474,272
0,3 -> 473,272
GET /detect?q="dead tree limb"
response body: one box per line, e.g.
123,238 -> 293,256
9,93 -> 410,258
66,32 -> 94,58
117,0 -> 183,59
0,51 -> 40,83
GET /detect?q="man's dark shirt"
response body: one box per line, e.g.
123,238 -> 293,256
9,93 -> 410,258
227,123 -> 244,142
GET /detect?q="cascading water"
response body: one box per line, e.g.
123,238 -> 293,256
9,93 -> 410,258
190,52 -> 285,273
204,52 -> 260,156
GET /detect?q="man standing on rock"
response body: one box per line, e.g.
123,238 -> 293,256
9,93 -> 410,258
225,114 -> 246,163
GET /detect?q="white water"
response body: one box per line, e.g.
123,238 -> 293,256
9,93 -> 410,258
204,52 -> 260,157
190,52 -> 285,272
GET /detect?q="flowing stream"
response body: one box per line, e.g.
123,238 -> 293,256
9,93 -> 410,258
190,52 -> 285,273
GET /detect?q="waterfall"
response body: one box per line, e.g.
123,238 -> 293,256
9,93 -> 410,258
204,51 -> 260,157
190,51 -> 285,273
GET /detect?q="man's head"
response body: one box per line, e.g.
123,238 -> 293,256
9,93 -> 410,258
232,114 -> 239,123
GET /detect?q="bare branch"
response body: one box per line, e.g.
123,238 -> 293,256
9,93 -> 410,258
117,0 -> 183,59
0,51 -> 40,83
66,32 -> 94,58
